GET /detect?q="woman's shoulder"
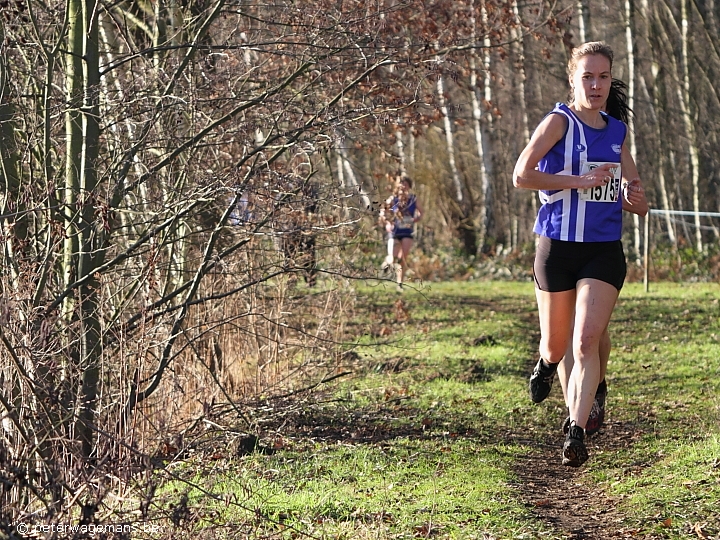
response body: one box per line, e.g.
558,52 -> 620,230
533,107 -> 569,141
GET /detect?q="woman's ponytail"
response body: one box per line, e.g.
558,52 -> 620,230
606,78 -> 632,123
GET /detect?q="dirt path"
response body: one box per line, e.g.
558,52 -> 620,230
514,420 -> 649,539
496,295 -> 655,539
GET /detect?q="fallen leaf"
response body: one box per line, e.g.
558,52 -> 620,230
693,522 -> 709,539
413,522 -> 438,537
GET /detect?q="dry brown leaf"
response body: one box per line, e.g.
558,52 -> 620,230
693,522 -> 709,539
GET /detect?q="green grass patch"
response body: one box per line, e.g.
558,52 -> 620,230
155,281 -> 720,539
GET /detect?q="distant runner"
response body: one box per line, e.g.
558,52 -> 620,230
379,176 -> 422,292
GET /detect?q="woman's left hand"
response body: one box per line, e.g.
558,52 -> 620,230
623,178 -> 644,205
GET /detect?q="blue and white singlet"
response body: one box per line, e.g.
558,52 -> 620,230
533,103 -> 627,242
392,194 -> 417,238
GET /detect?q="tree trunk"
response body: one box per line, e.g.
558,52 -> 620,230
396,130 -> 408,177
470,1 -> 493,252
679,0 -> 703,251
653,0 -> 703,250
64,0 -> 102,459
511,0 -> 533,250
0,23 -> 25,279
436,50 -> 477,255
577,0 -> 589,42
639,73 -> 676,244
336,137 -> 372,211
625,0 -> 642,263
436,59 -> 463,204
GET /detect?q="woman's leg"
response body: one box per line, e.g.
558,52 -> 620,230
528,288 -> 576,402
385,236 -> 394,267
395,237 -> 413,285
567,278 -> 619,429
559,325 -> 611,404
535,288 -> 576,365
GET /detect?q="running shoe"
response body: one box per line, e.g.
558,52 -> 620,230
529,358 -> 558,403
563,384 -> 607,436
562,424 -> 588,467
562,380 -> 607,436
585,382 -> 607,436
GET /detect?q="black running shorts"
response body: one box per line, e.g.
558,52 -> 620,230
533,236 -> 627,292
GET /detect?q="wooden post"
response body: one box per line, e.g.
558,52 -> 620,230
643,213 -> 650,292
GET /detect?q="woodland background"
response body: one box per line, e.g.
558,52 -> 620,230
1,0 -> 719,531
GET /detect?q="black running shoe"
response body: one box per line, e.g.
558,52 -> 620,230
586,382 -> 607,436
562,424 -> 588,467
529,359 -> 558,403
563,407 -> 603,437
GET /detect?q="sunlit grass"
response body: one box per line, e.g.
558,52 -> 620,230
155,281 -> 720,539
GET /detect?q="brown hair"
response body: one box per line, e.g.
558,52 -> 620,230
566,41 -> 631,123
394,175 -> 412,189
567,41 -> 614,79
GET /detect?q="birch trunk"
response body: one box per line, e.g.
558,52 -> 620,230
511,0 -> 532,249
336,138 -> 372,210
653,0 -> 702,250
625,0 -> 642,263
577,1 -> 588,42
436,58 -> 463,203
396,130 -> 408,177
470,1 -> 492,250
480,7 -> 493,250
79,0 -> 102,460
0,54 -> 24,286
679,0 -> 703,251
436,48 -> 477,255
638,0 -> 676,246
639,73 -> 676,244
62,0 -> 103,459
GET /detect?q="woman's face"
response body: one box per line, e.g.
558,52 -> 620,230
570,54 -> 611,111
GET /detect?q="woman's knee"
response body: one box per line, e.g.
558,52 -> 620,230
539,337 -> 569,363
573,333 -> 602,361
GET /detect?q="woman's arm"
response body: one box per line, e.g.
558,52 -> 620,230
413,199 -> 423,222
513,113 -> 616,191
620,143 -> 649,217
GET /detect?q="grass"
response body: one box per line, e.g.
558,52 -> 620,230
153,280 -> 720,539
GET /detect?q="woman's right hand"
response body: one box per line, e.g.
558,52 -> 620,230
579,163 -> 616,189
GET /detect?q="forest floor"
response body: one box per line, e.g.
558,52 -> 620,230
514,421 -> 655,539
155,281 -> 720,539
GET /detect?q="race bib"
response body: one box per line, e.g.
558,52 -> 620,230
579,161 -> 621,203
400,215 -> 415,227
